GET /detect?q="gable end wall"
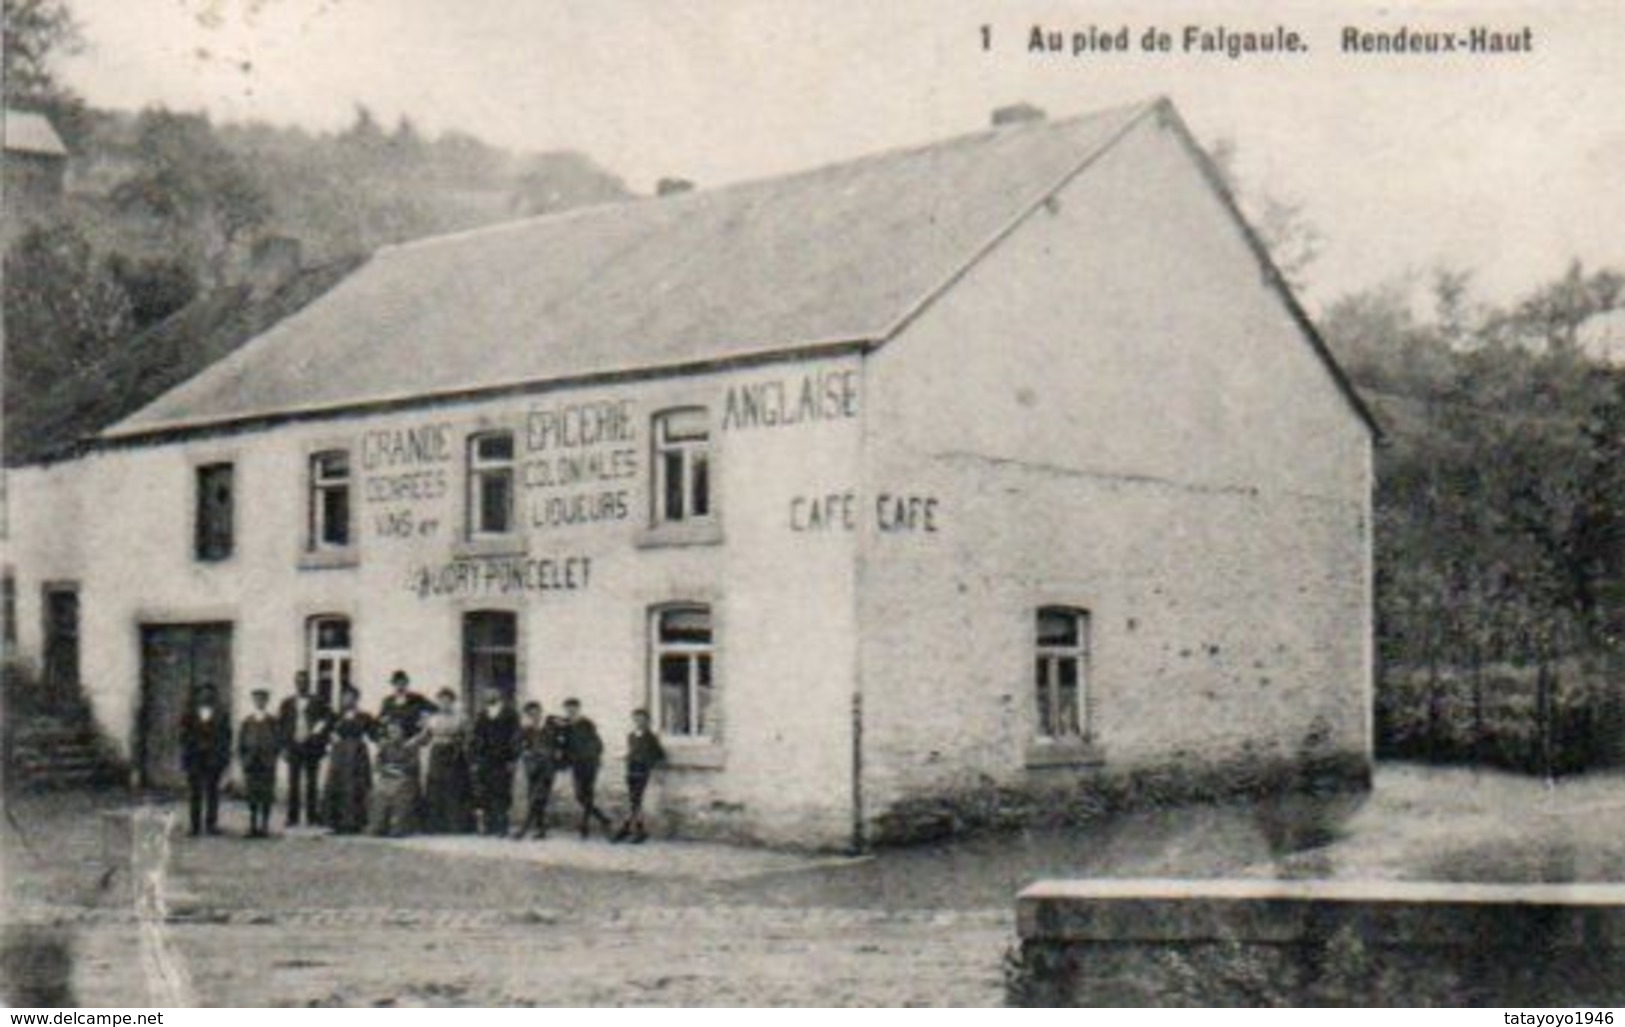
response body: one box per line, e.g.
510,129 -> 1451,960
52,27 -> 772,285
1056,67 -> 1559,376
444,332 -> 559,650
857,112 -> 1373,837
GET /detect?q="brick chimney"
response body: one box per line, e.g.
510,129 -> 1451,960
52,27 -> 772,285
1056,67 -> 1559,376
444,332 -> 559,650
991,102 -> 1046,127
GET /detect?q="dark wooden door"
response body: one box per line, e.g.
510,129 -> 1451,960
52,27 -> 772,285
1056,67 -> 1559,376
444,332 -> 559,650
41,587 -> 80,711
138,623 -> 233,789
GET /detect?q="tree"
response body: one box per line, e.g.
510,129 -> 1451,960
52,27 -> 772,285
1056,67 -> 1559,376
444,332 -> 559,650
110,108 -> 273,285
105,252 -> 198,329
3,221 -> 132,394
1319,279 -> 1455,395
1206,136 -> 1322,293
336,103 -> 389,163
1496,260 -> 1624,353
1326,262 -> 1625,683
2,0 -> 82,108
1430,267 -> 1479,351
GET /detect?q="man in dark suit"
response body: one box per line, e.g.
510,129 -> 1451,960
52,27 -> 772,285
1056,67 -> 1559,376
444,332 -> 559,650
469,687 -> 520,837
562,698 -> 613,839
277,671 -> 332,827
180,683 -> 233,837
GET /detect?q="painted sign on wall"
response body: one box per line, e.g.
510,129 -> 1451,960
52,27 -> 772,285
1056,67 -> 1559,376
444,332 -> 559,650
789,491 -> 941,533
362,422 -> 455,540
722,369 -> 859,431
409,554 -> 593,599
523,400 -> 638,530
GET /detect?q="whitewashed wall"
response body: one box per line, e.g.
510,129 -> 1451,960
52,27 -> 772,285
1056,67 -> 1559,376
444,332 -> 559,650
13,356 -> 864,848
857,110 -> 1374,832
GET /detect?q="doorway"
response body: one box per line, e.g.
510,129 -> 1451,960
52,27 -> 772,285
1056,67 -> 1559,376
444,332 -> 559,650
461,610 -> 519,708
41,585 -> 80,712
137,622 -> 233,789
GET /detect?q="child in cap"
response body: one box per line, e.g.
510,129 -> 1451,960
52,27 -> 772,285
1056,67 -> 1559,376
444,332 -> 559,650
614,708 -> 666,843
238,687 -> 280,838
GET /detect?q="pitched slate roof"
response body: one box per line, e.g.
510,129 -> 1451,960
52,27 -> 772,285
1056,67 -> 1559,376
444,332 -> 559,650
3,109 -> 68,157
104,97 -> 1379,442
104,100 -> 1157,439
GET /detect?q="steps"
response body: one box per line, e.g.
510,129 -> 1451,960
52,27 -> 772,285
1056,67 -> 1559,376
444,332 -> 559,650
5,711 -> 125,790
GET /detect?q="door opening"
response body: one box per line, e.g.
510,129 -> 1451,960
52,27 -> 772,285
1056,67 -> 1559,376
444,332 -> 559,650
461,610 -> 519,708
41,585 -> 80,713
137,622 -> 233,789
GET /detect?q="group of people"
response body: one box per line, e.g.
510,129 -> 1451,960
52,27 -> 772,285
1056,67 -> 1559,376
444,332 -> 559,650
179,670 -> 667,843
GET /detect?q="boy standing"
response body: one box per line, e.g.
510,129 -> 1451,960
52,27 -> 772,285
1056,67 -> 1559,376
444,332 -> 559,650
563,698 -> 614,839
614,708 -> 666,844
238,688 -> 281,838
515,701 -> 568,839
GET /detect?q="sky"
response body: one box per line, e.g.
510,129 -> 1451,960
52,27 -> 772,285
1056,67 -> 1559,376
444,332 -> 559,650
57,0 -> 1625,308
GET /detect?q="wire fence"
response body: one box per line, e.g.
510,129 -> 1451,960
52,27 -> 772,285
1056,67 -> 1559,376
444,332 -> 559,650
1376,651 -> 1625,775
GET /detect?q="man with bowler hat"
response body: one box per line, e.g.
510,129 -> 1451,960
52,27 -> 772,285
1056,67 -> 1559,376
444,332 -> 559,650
180,683 -> 232,836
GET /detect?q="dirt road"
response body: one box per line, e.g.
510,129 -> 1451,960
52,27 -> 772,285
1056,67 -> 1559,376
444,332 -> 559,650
7,764 -> 1625,1005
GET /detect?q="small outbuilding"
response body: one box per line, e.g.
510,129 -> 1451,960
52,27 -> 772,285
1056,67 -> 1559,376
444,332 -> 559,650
3,108 -> 68,221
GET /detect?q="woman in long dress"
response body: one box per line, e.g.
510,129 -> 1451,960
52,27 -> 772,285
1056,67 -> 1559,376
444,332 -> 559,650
421,688 -> 475,833
323,685 -> 374,834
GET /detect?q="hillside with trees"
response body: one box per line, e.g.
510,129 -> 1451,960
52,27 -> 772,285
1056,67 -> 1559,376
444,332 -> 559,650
3,0 -> 631,463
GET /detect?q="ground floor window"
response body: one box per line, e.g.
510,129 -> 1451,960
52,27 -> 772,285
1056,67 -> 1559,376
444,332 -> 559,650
650,604 -> 713,737
307,615 -> 353,705
463,610 -> 519,704
1035,606 -> 1089,740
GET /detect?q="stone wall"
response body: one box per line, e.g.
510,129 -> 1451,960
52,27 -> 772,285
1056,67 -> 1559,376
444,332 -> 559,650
1012,878 -> 1625,1006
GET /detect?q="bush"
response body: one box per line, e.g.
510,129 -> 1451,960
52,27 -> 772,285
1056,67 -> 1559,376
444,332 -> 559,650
1376,659 -> 1623,774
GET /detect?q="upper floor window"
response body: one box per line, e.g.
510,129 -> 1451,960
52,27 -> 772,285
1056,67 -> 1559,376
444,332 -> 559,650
1035,607 -> 1090,740
651,603 -> 713,738
652,408 -> 711,525
308,450 -> 352,550
195,462 -> 234,562
467,431 -> 515,537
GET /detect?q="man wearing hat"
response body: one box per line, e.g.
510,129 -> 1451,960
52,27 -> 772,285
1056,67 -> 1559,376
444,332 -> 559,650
378,669 -> 436,738
469,685 -> 521,837
179,684 -> 232,836
238,687 -> 281,837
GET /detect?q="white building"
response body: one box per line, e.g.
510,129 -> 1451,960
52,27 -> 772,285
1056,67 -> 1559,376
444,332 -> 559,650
4,99 -> 1377,849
